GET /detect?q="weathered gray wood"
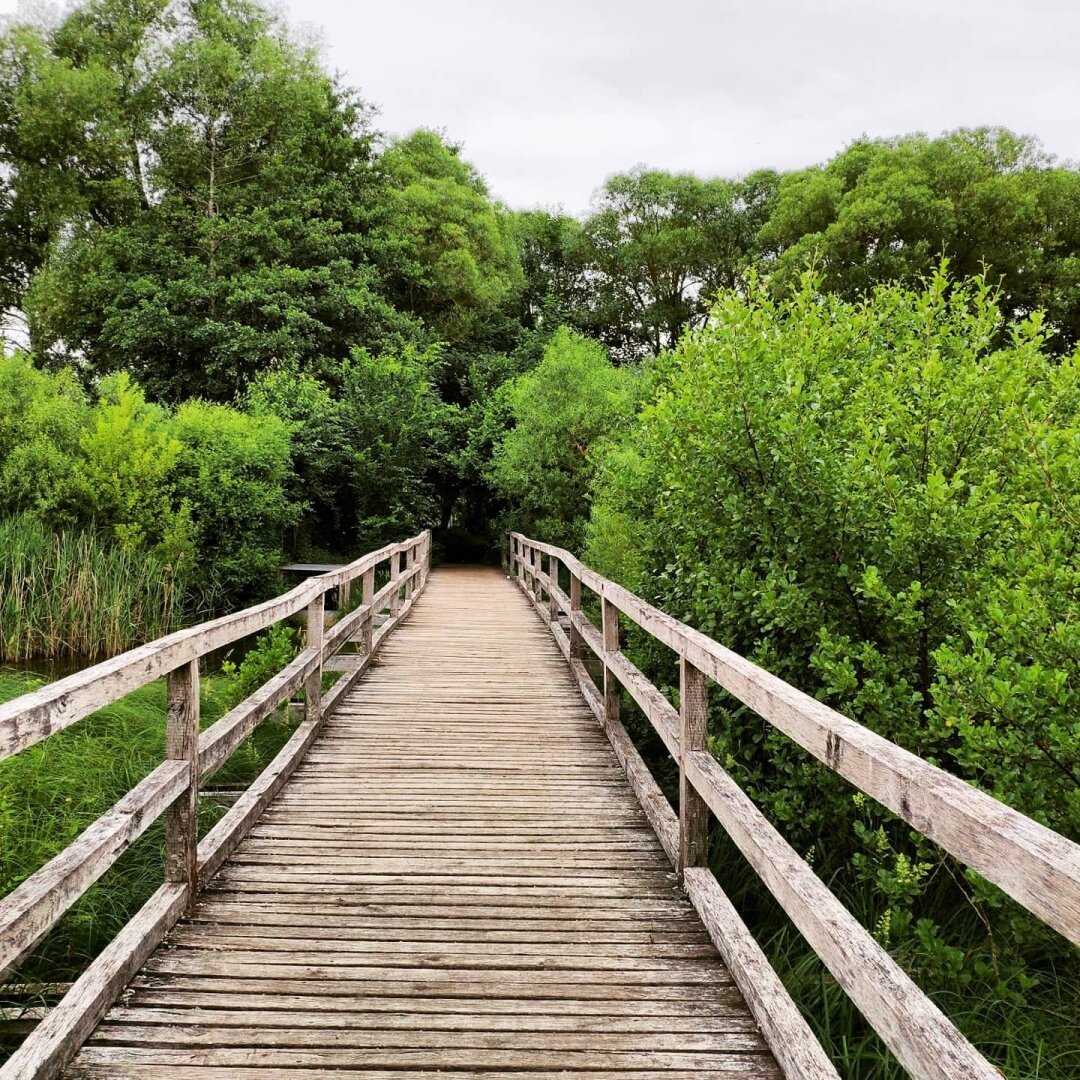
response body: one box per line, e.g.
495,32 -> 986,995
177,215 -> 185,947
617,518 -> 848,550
684,868 -> 839,1080
199,650 -> 320,779
0,882 -> 187,1080
684,751 -> 998,1080
601,596 -> 620,734
569,572 -> 583,660
59,567 -> 775,1080
604,648 -> 679,758
510,534 -> 1080,951
390,546 -> 402,617
165,661 -> 200,904
0,762 -> 187,979
304,594 -> 324,724
679,657 -> 708,877
196,717 -> 323,885
361,566 -> 375,653
548,556 -> 560,619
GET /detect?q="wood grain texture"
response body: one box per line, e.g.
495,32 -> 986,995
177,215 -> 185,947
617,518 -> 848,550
165,660 -> 200,905
61,566 -> 778,1080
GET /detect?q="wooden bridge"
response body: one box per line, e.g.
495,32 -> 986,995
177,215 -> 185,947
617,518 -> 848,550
1,531 -> 1078,1078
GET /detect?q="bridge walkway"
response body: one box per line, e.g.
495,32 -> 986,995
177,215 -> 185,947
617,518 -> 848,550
65,567 -> 780,1078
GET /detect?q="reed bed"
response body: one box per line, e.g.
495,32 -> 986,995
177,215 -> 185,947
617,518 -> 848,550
0,515 -> 182,661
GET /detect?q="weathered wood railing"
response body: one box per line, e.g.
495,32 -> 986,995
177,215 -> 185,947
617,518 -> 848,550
0,529 -> 431,1079
509,532 -> 1080,1080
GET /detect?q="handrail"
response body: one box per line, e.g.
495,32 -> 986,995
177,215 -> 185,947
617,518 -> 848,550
509,531 -> 1080,1080
0,529 -> 431,1080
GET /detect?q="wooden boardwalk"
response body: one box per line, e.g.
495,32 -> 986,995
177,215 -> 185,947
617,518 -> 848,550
64,567 -> 780,1078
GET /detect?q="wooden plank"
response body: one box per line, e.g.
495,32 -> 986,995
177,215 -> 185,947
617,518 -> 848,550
0,532 -> 429,762
511,535 -> 1080,951
196,716 -> 323,885
58,566 -> 778,1079
0,762 -> 187,979
684,868 -> 839,1080
304,594 -> 324,724
684,750 -> 999,1080
198,649 -> 319,778
679,657 -> 708,876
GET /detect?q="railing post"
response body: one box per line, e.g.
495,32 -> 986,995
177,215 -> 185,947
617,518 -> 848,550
390,546 -> 402,618
569,572 -> 583,660
362,566 -> 375,653
305,592 -> 325,723
339,576 -> 351,614
601,593 -> 620,731
165,658 -> 200,905
679,655 -> 709,878
548,555 -> 560,619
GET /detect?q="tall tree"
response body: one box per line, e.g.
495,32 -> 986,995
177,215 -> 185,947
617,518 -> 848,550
376,128 -> 523,349
577,167 -> 779,360
759,127 -> 1080,350
3,0 -> 412,400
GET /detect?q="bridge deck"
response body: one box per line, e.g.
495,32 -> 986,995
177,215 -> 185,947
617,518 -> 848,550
66,566 -> 779,1078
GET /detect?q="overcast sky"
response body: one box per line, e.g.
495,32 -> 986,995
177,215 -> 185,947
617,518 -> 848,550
278,0 -> 1080,216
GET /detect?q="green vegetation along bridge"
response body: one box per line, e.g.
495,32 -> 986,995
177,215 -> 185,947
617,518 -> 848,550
1,531 -> 1078,1078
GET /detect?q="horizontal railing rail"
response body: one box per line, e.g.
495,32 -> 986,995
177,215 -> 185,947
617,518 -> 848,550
0,530 -> 431,1079
509,531 -> 1080,1080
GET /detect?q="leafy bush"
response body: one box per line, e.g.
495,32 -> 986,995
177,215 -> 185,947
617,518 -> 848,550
489,327 -> 641,549
247,346 -> 450,553
586,268 -> 1080,1066
155,400 -> 296,611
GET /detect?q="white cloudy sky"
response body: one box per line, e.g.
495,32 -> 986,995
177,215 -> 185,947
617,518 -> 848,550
279,0 -> 1080,215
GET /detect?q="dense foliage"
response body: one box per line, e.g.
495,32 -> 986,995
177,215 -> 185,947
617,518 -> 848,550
0,353 -> 295,634
584,271 -> 1080,1074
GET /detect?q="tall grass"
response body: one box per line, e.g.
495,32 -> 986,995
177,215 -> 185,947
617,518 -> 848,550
0,637 -> 299,986
0,515 -> 182,661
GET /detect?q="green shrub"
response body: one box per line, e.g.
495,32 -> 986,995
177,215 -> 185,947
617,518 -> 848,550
489,327 -> 641,549
586,268 -> 1080,1072
167,400 -> 297,611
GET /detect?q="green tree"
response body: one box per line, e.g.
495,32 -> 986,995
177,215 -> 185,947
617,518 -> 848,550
760,127 -> 1080,350
490,327 -> 640,549
578,167 -> 778,360
376,129 -> 523,349
4,0 -> 409,400
247,347 -> 450,555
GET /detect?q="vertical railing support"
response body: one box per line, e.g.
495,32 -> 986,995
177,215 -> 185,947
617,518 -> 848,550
339,576 -> 351,615
390,547 -> 402,618
549,555 -> 560,620
569,572 -> 583,660
362,566 -> 375,654
601,593 -> 620,731
679,656 -> 709,878
516,537 -> 524,583
165,658 -> 200,905
305,592 -> 325,723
